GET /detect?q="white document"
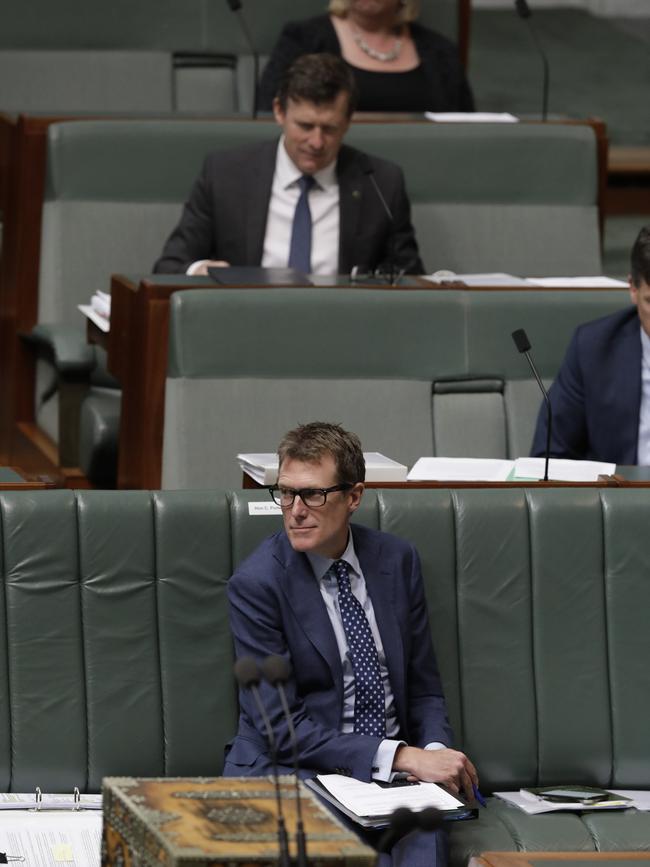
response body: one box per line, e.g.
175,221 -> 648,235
423,272 -> 530,287
237,452 -> 408,485
494,790 -> 633,815
528,276 -> 629,288
425,112 -> 519,123
317,774 -> 463,818
513,457 -> 616,482
408,457 -> 514,482
78,305 -> 109,333
0,810 -> 102,866
0,792 -> 101,810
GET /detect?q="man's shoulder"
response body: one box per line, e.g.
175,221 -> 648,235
202,139 -> 278,173
231,530 -> 290,580
350,522 -> 414,555
574,305 -> 638,346
337,143 -> 403,180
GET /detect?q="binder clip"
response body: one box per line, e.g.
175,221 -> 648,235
34,786 -> 42,812
73,787 -> 81,811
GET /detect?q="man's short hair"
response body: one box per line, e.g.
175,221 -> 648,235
278,422 -> 366,484
631,226 -> 650,288
276,53 -> 358,117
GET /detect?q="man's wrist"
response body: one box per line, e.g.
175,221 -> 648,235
392,744 -> 420,775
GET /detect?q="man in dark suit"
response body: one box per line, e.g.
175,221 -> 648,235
153,53 -> 423,277
531,226 -> 650,463
225,422 -> 477,867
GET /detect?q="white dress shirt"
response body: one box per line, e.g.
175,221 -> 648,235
262,137 -> 340,275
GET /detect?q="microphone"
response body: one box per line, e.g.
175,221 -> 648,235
512,328 -> 553,481
261,655 -> 308,867
364,166 -> 399,286
378,805 -> 443,853
514,0 -> 550,121
224,0 -> 259,119
233,657 -> 291,867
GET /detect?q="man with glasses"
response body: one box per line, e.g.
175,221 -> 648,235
225,421 -> 478,867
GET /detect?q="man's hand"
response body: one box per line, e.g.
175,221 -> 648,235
392,746 -> 478,800
188,260 -> 230,276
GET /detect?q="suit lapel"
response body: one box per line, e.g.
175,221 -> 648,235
353,527 -> 407,727
244,139 -> 278,265
337,147 -> 364,274
275,536 -> 343,699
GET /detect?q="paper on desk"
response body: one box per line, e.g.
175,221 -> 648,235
513,457 -> 615,482
528,276 -> 628,288
425,112 -> 519,123
78,305 -> 110,333
317,774 -> 463,817
408,458 -> 514,482
0,809 -> 102,866
494,790 -> 633,814
423,272 -> 530,287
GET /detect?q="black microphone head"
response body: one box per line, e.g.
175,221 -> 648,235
234,656 -> 261,688
417,807 -> 444,832
515,0 -> 532,18
391,806 -> 417,833
225,0 -> 242,10
261,654 -> 292,685
512,328 -> 531,354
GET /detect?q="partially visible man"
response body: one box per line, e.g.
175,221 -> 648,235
153,53 -> 424,277
225,421 -> 477,867
531,226 -> 650,463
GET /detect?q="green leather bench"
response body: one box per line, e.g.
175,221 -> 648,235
0,487 -> 647,862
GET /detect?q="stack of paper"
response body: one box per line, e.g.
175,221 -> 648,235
423,272 -> 530,287
78,290 -> 111,332
493,789 -> 639,815
425,112 -> 519,123
237,452 -> 408,485
408,458 -> 514,482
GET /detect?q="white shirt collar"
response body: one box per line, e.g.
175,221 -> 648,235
306,530 -> 361,582
276,135 -> 338,192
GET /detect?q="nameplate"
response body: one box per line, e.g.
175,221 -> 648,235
248,502 -> 282,516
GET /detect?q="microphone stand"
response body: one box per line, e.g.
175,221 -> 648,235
514,0 -> 550,121
234,658 -> 291,867
224,0 -> 259,118
512,328 -> 553,481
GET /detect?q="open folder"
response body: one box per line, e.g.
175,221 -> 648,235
305,774 -> 477,828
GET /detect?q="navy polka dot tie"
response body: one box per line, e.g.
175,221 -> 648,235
332,559 -> 386,738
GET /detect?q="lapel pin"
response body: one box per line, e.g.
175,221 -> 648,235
352,189 -> 361,199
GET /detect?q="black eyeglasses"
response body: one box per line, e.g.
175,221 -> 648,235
269,483 -> 353,509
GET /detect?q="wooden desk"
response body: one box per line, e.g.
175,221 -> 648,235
472,853 -> 650,867
0,466 -> 59,489
243,475 -> 650,491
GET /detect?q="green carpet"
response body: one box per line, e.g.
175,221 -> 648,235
469,9 -> 650,146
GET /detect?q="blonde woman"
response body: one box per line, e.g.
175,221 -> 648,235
259,0 -> 473,113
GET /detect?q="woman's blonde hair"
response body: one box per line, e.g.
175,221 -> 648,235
328,0 -> 420,25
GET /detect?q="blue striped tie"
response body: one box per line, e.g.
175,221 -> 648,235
332,559 -> 386,738
288,174 -> 315,273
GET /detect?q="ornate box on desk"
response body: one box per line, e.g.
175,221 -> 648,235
102,776 -> 376,866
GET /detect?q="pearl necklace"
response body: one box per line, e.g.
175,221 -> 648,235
351,28 -> 403,62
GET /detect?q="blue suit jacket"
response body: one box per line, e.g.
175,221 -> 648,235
224,523 -> 452,782
531,306 -> 641,463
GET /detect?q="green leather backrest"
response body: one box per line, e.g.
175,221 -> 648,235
0,1 -> 457,52
161,287 -> 629,487
0,488 -> 646,793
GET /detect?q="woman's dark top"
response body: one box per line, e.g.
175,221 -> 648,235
347,64 -> 430,112
258,14 -> 474,113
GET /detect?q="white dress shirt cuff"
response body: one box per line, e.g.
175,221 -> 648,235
186,260 -> 209,276
371,739 -> 406,782
425,742 -> 446,751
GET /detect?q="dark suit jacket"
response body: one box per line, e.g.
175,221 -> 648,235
258,15 -> 474,113
153,138 -> 424,275
531,306 -> 642,464
224,523 -> 452,782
